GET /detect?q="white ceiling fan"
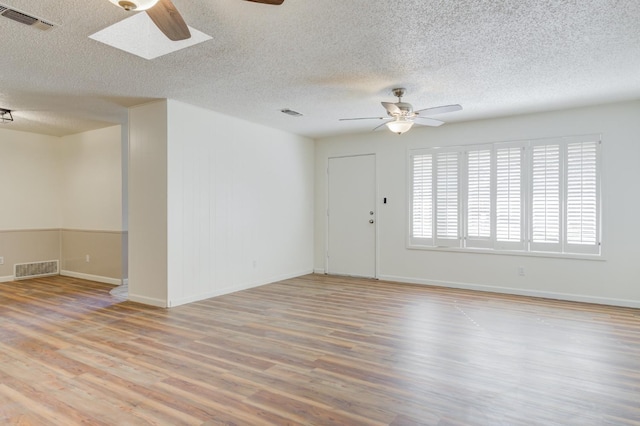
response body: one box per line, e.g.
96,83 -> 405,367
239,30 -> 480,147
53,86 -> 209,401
340,88 -> 462,134
108,0 -> 285,41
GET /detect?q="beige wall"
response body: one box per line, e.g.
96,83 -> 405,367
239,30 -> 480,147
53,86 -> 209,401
0,229 -> 60,280
0,228 -> 125,283
0,126 -> 124,284
60,229 -> 124,284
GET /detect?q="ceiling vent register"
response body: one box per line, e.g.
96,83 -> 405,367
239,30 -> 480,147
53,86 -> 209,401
281,108 -> 303,117
0,4 -> 55,30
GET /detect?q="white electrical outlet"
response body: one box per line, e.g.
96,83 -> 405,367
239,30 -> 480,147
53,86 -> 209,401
518,266 -> 525,276
0,256 -> 4,265
85,254 -> 90,263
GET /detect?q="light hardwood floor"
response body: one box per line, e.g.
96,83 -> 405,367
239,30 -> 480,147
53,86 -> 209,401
0,274 -> 639,425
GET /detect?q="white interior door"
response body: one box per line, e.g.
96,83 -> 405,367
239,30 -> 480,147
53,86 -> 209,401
327,154 -> 376,278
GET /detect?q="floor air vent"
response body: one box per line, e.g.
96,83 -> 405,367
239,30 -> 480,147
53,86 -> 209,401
0,4 -> 56,31
14,260 -> 59,280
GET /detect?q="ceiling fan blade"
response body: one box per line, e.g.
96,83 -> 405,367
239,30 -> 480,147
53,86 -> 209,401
146,0 -> 191,41
244,0 -> 285,4
382,102 -> 401,115
339,117 -> 387,121
414,117 -> 445,127
414,104 -> 462,116
372,121 -> 392,131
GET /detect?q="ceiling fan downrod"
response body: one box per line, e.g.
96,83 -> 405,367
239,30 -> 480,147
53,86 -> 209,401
392,88 -> 406,102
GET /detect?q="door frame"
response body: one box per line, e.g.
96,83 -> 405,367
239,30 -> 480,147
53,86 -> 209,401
325,153 -> 378,278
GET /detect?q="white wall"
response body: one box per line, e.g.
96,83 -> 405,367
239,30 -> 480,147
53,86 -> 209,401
166,100 -> 314,306
128,101 -> 169,305
60,126 -> 122,231
0,125 -> 124,232
315,101 -> 640,307
0,128 -> 61,229
128,100 -> 315,307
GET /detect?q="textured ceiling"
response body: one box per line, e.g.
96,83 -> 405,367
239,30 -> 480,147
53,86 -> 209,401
1,0 -> 639,138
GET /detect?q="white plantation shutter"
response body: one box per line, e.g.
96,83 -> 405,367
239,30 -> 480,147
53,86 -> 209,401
495,145 -> 525,250
435,150 -> 461,247
530,143 -> 561,252
411,153 -> 433,244
565,139 -> 600,254
408,135 -> 601,256
466,148 -> 492,248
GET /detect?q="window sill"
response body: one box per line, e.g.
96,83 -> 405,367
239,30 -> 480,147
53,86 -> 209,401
406,244 -> 605,261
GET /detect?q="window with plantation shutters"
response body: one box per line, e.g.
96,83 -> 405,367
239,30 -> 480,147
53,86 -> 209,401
409,134 -> 601,256
466,148 -> 492,248
495,144 -> 524,250
565,139 -> 600,254
411,152 -> 433,244
530,143 -> 561,252
434,150 -> 461,247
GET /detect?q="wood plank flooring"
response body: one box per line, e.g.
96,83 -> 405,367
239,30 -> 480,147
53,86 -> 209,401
1,274 -> 639,425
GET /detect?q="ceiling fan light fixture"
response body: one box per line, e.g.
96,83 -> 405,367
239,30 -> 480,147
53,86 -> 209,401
386,118 -> 414,135
109,0 -> 160,11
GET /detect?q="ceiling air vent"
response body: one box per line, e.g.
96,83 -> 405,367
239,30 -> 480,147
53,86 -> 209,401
0,4 -> 56,31
281,108 -> 303,117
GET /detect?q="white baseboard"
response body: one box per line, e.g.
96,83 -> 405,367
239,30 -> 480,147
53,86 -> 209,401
167,269 -> 314,308
313,268 -> 326,275
168,285 -> 246,308
124,270 -> 314,308
127,293 -> 167,308
2,272 -> 126,286
60,270 -> 121,286
378,274 -> 640,309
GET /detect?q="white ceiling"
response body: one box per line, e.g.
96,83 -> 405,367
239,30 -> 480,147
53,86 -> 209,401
1,0 -> 639,138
